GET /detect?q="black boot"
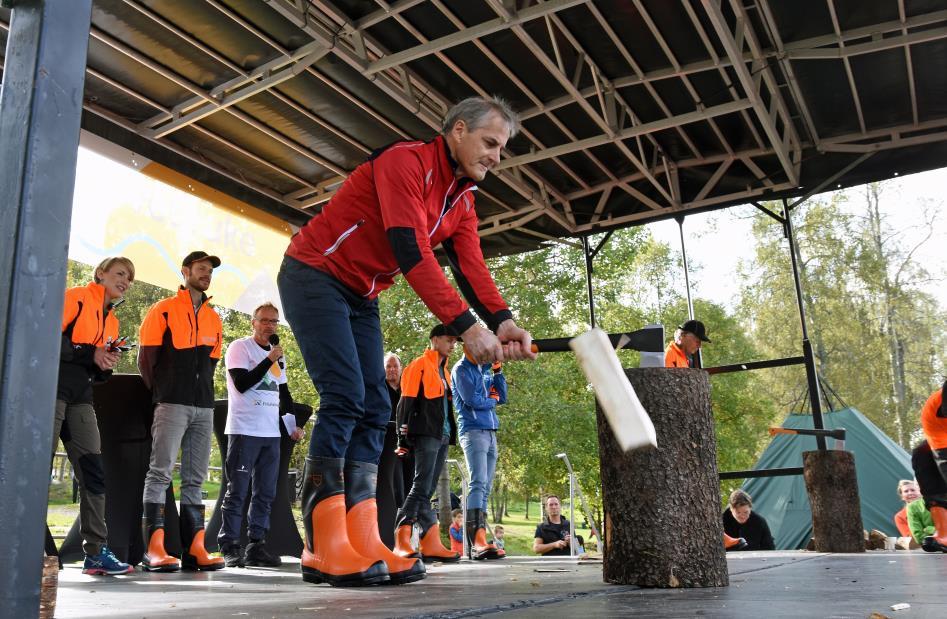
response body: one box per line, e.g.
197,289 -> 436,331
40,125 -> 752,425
244,539 -> 281,567
141,503 -> 180,572
300,456 -> 389,587
221,543 -> 244,568
179,504 -> 224,571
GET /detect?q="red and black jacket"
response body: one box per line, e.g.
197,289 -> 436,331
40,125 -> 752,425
138,288 -> 222,408
286,135 -> 512,336
396,349 -> 457,444
58,282 -> 119,404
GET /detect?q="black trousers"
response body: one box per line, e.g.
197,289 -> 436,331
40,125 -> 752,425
912,441 -> 947,509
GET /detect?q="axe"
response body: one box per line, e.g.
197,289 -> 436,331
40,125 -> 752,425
495,328 -> 658,452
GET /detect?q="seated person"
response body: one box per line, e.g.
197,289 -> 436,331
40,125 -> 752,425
533,495 -> 584,556
894,479 -> 921,548
449,509 -> 465,555
906,497 -> 936,546
492,525 -> 505,551
722,489 -> 775,551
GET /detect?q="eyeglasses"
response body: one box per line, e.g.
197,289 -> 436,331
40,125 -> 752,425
254,318 -> 280,325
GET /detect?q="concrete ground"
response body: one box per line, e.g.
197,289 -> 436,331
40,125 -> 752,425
54,551 -> 947,618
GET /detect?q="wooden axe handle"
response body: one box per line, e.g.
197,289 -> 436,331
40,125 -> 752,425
769,427 -> 846,440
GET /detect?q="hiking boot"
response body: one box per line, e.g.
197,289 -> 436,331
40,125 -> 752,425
222,544 -> 245,568
82,546 -> 134,575
245,540 -> 281,567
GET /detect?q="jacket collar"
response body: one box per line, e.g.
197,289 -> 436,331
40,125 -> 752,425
177,286 -> 211,308
422,348 -> 452,385
435,135 -> 474,189
84,281 -> 107,306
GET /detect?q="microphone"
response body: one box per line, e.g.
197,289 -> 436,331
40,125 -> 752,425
268,333 -> 284,369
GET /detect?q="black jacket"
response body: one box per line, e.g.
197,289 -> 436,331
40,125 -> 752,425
138,288 -> 222,408
722,509 -> 775,550
396,349 -> 457,444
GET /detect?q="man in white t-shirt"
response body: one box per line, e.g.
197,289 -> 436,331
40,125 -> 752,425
218,302 -> 303,568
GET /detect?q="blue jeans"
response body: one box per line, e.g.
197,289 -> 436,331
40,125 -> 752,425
460,429 -> 497,511
402,435 -> 449,517
277,256 -> 390,463
218,434 -> 280,544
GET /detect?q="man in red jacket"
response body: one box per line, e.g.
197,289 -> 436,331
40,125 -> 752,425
278,96 -> 536,587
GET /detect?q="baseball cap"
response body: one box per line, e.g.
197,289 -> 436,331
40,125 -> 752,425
429,324 -> 458,339
182,251 -> 221,268
679,319 -> 711,343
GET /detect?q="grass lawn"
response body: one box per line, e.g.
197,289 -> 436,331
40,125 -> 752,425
487,499 -> 596,556
46,474 -> 221,537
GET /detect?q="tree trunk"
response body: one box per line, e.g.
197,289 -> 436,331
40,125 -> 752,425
598,368 -> 728,587
802,450 -> 864,552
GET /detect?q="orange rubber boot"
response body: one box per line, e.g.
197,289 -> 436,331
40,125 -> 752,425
417,508 -> 461,563
419,525 -> 462,562
300,457 -> 389,587
345,461 -> 425,585
180,504 -> 224,571
467,509 -> 499,560
141,503 -> 180,572
393,522 -> 419,559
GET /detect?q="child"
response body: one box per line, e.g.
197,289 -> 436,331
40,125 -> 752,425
493,525 -> 505,551
449,509 -> 465,554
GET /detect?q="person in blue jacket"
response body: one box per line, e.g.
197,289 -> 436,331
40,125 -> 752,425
452,353 -> 508,559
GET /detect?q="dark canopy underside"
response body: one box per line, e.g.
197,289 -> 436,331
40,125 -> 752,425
2,0 -> 946,256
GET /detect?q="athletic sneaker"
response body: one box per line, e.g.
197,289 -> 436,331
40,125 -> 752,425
82,546 -> 134,575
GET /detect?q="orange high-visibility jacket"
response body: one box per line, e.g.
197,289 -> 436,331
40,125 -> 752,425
665,342 -> 691,368
58,281 -> 119,403
138,287 -> 222,408
921,387 -> 947,450
396,348 -> 457,443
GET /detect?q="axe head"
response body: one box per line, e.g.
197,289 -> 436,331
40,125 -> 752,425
570,329 -> 658,452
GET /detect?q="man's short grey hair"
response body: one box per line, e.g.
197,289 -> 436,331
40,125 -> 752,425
384,351 -> 401,365
442,96 -> 520,139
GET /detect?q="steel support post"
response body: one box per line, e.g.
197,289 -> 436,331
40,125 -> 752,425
676,215 -> 702,368
0,0 -> 93,613
782,200 -> 827,449
582,235 -> 597,329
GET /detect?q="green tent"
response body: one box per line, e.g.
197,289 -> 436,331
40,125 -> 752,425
741,407 -> 913,549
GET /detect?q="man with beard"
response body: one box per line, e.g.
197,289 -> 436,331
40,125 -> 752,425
138,251 -> 225,572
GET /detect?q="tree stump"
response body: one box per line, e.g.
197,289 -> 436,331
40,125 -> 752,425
597,368 -> 728,587
802,450 -> 864,553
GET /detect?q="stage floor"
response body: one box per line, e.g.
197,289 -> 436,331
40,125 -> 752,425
54,551 -> 947,618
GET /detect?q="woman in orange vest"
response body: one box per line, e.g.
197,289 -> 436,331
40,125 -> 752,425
55,256 -> 135,575
912,381 -> 947,552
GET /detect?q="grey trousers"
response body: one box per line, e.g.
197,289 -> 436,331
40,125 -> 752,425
143,403 -> 213,506
52,400 -> 108,556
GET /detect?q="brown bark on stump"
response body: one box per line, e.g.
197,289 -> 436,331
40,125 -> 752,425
597,368 -> 728,587
802,450 -> 864,553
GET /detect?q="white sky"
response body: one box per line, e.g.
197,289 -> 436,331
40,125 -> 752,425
645,167 -> 947,311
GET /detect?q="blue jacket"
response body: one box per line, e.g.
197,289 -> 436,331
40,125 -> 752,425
451,356 -> 508,434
